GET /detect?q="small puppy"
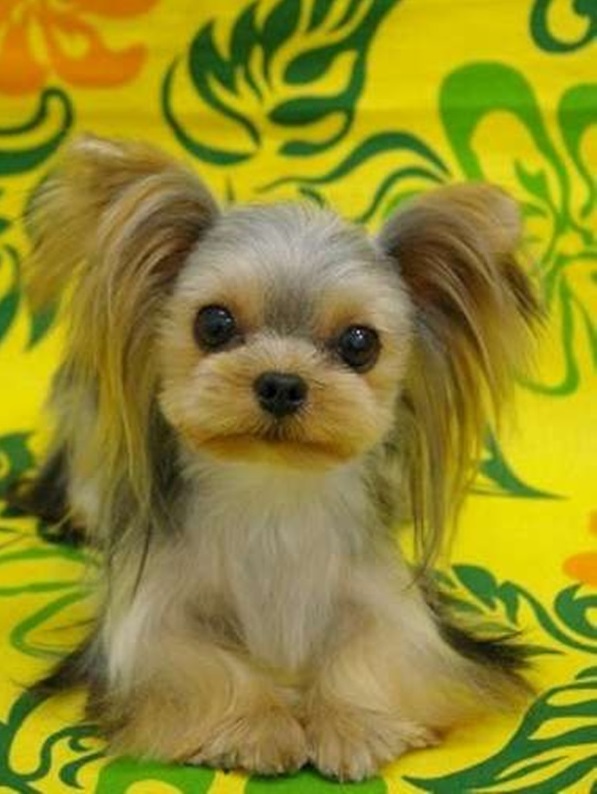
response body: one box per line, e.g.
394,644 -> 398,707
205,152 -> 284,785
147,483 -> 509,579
18,136 -> 539,780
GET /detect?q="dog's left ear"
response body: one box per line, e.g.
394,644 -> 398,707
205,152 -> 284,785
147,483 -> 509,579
377,184 -> 541,563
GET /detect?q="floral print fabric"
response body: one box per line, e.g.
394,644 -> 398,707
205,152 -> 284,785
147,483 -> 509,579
0,1 -> 595,791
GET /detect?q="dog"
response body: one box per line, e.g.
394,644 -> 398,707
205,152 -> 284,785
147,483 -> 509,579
15,135 -> 540,781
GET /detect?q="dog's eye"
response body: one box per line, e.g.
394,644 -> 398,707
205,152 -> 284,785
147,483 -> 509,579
194,305 -> 238,350
336,326 -> 380,372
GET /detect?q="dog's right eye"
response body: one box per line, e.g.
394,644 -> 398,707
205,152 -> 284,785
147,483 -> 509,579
194,305 -> 238,351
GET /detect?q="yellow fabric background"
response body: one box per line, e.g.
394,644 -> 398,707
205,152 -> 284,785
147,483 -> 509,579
0,1 -> 595,791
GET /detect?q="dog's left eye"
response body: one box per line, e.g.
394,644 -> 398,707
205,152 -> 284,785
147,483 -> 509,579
336,326 -> 380,372
194,305 -> 238,350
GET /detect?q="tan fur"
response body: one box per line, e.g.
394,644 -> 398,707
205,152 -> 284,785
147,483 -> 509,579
378,184 -> 541,562
25,136 -> 540,780
159,333 -> 407,467
102,639 -> 306,773
28,135 -> 218,542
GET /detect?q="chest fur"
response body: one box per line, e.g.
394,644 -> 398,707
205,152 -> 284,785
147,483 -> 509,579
185,463 -> 370,669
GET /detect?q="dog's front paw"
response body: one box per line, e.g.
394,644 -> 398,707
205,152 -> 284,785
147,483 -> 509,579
306,704 -> 438,781
190,705 -> 308,776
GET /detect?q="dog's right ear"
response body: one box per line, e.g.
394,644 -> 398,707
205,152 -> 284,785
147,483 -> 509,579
25,136 -> 219,521
26,134 -> 218,311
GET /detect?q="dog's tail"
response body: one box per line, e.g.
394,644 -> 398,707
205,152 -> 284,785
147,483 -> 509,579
418,572 -> 536,717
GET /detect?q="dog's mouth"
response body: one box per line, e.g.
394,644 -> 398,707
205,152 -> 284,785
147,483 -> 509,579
188,425 -> 354,469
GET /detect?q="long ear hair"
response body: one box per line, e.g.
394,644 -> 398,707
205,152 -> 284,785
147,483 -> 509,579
378,184 -> 541,566
25,135 -> 218,549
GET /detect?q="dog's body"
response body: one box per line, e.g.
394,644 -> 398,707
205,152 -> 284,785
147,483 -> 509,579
17,137 -> 540,780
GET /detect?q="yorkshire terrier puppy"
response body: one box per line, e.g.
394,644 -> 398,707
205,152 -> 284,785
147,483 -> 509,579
17,136 -> 539,780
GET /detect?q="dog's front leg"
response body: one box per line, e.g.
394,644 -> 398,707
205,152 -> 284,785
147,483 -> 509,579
99,626 -> 308,774
96,544 -> 308,777
302,568 -> 453,781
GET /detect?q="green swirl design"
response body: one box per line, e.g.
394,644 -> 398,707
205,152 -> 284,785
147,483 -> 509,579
0,517 -> 99,788
0,432 -> 91,660
0,89 -> 73,175
0,88 -> 73,347
259,130 -> 449,219
162,0 -> 446,210
0,524 -> 90,658
440,63 -> 597,397
476,434 -> 559,500
0,691 -> 101,793
530,0 -> 596,53
163,0 -> 399,164
406,668 -> 597,793
441,564 -> 597,656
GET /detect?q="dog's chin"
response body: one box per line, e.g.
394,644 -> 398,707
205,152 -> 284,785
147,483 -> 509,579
194,433 -> 358,470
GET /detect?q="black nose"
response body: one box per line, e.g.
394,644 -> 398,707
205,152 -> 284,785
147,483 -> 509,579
253,371 -> 308,418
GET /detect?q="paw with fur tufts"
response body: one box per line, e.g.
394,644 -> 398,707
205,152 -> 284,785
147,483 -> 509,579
189,705 -> 308,776
305,703 -> 439,781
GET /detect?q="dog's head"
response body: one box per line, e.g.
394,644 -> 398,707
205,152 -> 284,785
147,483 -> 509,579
28,136 -> 539,555
158,203 -> 412,468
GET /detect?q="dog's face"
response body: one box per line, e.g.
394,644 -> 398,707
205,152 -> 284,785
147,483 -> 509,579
158,204 -> 413,468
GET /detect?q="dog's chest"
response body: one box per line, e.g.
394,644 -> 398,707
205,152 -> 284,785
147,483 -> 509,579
186,463 -> 369,669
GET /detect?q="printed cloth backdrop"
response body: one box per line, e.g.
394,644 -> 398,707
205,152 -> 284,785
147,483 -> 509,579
0,0 -> 595,792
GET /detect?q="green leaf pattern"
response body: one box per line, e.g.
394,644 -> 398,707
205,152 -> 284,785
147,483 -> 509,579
530,0 -> 596,53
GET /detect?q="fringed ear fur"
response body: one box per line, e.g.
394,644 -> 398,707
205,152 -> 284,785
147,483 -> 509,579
378,183 -> 542,565
25,135 -> 219,542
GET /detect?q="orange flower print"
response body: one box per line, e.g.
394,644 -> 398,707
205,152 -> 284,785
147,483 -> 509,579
0,0 -> 157,95
563,511 -> 597,587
